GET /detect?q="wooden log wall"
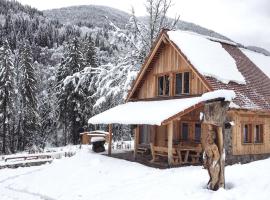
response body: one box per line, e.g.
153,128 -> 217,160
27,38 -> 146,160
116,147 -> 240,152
229,110 -> 270,155
136,43 -> 208,99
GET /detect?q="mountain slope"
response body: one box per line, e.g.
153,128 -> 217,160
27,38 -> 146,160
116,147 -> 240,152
44,5 -> 130,29
44,5 -> 270,56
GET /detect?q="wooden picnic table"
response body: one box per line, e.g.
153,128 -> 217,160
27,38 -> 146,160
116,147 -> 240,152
176,147 -> 202,165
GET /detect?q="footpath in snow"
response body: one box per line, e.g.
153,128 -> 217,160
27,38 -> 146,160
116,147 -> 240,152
0,146 -> 270,200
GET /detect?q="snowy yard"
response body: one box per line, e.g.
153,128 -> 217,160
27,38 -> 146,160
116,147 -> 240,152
0,146 -> 270,200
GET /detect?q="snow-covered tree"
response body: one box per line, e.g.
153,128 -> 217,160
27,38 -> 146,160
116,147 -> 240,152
56,38 -> 89,144
0,40 -> 15,153
19,41 -> 40,150
131,0 -> 180,57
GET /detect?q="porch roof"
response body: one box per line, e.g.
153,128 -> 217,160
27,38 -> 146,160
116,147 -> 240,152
88,90 -> 235,126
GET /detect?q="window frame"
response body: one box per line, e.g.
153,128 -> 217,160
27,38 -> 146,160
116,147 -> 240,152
242,123 -> 253,144
157,74 -> 170,96
180,122 -> 189,141
194,123 -> 202,143
254,124 -> 264,144
174,71 -> 191,96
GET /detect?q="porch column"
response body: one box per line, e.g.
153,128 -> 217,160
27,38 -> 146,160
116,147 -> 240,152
133,126 -> 139,159
217,126 -> 225,188
108,124 -> 112,155
167,121 -> 173,166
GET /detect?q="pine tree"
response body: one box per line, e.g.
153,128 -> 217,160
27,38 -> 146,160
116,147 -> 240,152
84,35 -> 98,68
0,40 -> 15,154
19,41 -> 39,150
56,38 -> 87,145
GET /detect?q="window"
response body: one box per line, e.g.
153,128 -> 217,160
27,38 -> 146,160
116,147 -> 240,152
181,123 -> 189,141
183,72 -> 190,94
195,123 -> 201,143
254,124 -> 263,143
243,124 -> 252,143
175,72 -> 190,95
157,75 -> 170,96
175,73 -> 183,95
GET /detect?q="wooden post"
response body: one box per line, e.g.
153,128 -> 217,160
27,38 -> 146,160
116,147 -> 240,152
217,126 -> 225,188
108,124 -> 112,155
167,121 -> 173,166
134,126 -> 139,159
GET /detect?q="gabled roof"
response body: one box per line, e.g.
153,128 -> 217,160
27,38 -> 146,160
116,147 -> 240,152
126,30 -> 213,101
126,30 -> 270,111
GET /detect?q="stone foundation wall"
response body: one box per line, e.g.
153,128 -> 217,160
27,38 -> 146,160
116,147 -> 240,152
226,153 -> 270,165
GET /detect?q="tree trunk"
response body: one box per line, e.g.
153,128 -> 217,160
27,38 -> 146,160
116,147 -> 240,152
203,100 -> 230,191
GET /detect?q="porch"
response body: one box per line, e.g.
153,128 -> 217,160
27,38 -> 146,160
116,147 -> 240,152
88,90 -> 235,167
133,107 -> 205,166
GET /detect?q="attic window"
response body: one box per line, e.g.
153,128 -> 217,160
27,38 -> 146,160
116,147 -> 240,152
158,75 -> 170,96
175,72 -> 190,95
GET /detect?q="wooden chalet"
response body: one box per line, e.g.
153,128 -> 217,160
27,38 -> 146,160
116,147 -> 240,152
89,29 -> 270,167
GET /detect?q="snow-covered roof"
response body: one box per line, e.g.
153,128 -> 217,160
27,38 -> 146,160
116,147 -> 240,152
88,90 -> 235,125
240,48 -> 270,79
89,130 -> 110,135
167,31 -> 246,84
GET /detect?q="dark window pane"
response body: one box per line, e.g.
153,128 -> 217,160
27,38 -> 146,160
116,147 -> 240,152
165,75 -> 170,95
175,73 -> 182,95
182,123 -> 189,141
195,123 -> 201,142
158,76 -> 164,95
255,125 -> 263,143
244,124 -> 248,143
243,124 -> 251,143
183,72 -> 190,94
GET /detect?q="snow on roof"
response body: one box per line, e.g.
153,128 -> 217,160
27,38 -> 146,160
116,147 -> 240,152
91,137 -> 105,143
89,130 -> 109,135
240,48 -> 270,79
88,90 -> 235,125
167,31 -> 246,84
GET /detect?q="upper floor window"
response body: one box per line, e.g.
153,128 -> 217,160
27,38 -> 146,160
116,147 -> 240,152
158,75 -> 170,96
243,124 -> 252,143
254,124 -> 263,143
175,72 -> 190,95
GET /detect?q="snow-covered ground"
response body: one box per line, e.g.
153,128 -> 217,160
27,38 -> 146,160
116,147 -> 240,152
0,146 -> 270,200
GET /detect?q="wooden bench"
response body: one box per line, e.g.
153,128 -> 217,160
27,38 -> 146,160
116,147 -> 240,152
150,143 -> 178,164
4,153 -> 52,162
137,146 -> 149,155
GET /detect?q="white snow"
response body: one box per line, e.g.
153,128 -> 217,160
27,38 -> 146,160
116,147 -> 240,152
91,137 -> 105,142
88,90 -> 235,125
167,31 -> 246,84
0,147 -> 270,200
89,130 -> 110,135
240,48 -> 270,79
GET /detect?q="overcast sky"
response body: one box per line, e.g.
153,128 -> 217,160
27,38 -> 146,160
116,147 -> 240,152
16,0 -> 270,52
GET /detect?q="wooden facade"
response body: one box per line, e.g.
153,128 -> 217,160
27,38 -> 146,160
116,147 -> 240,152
127,31 -> 270,166
228,110 -> 270,155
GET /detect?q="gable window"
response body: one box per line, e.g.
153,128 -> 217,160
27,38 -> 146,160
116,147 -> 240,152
175,72 -> 190,95
194,123 -> 201,143
158,75 -> 170,96
243,124 -> 252,143
254,124 -> 263,143
181,123 -> 189,141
